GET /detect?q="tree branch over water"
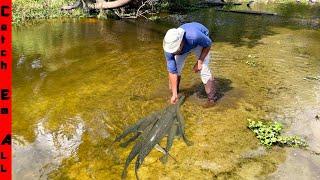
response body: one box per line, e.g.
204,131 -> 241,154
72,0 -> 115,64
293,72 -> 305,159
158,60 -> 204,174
61,0 -> 161,19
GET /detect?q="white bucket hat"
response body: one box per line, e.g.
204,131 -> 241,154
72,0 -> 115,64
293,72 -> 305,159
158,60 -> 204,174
163,28 -> 185,53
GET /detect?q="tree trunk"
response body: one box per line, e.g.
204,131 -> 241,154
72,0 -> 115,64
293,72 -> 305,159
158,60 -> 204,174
62,0 -> 133,10
89,0 -> 132,9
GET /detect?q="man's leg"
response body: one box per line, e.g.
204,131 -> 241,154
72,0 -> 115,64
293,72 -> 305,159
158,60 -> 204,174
204,77 -> 216,102
194,46 -> 216,102
177,76 -> 181,93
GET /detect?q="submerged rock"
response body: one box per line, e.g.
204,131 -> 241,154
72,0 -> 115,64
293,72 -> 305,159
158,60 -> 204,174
17,54 -> 26,67
31,58 -> 43,69
241,147 -> 267,159
194,160 -> 221,172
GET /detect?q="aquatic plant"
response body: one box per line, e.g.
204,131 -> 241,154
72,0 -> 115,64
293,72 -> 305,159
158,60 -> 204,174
248,119 -> 307,148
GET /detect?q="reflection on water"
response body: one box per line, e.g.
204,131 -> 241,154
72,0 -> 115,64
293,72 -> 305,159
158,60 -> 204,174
13,5 -> 320,179
13,116 -> 84,179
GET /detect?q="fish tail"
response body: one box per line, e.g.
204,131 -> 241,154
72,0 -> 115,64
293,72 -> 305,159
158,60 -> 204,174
135,167 -> 140,180
159,155 -> 168,164
121,169 -> 127,180
121,159 -> 131,180
115,125 -> 138,142
135,159 -> 140,180
120,132 -> 141,148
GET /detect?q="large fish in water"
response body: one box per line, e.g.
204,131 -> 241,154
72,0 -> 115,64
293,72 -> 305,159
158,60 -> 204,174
116,96 -> 193,180
135,96 -> 193,178
114,110 -> 162,147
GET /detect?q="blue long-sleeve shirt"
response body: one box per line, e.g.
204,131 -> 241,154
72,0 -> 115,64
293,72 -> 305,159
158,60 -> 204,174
164,22 -> 213,74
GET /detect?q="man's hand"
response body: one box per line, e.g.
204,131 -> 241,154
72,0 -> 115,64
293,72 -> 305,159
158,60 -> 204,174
193,60 -> 203,73
170,94 -> 178,104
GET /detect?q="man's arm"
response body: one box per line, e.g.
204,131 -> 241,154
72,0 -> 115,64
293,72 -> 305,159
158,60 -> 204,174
165,52 -> 179,104
194,46 -> 211,72
199,46 -> 211,61
169,73 -> 178,104
193,32 -> 213,72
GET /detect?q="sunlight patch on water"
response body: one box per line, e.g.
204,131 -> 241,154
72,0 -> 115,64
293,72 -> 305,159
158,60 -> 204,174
13,116 -> 84,179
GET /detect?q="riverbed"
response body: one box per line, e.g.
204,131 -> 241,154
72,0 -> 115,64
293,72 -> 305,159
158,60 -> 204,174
13,4 -> 320,179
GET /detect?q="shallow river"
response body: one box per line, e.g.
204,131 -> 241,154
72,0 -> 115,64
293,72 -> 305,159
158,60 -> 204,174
13,4 -> 320,180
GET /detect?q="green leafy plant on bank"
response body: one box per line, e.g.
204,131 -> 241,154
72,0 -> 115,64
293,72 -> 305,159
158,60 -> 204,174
13,0 -> 87,25
12,0 -> 194,25
248,119 -> 307,148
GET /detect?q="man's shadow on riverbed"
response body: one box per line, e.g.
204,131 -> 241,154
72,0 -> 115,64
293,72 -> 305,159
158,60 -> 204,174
130,77 -> 233,103
180,77 -> 233,102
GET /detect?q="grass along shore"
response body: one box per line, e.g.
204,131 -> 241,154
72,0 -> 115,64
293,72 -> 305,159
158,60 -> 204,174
12,0 -> 319,25
13,0 -> 86,25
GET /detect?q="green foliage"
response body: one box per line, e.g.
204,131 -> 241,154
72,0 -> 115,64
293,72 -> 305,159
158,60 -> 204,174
148,16 -> 161,21
275,2 -> 320,18
248,119 -> 307,148
165,0 -> 193,12
12,0 -> 87,25
159,1 -> 170,10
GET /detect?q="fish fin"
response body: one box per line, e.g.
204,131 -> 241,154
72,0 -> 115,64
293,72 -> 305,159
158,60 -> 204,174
181,130 -> 193,146
120,132 -> 141,148
176,120 -> 193,146
117,115 -> 158,143
185,140 -> 194,146
114,125 -> 138,142
175,112 -> 193,146
159,155 -> 168,164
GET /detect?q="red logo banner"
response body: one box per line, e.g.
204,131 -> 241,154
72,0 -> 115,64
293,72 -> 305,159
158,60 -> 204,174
0,2 -> 12,180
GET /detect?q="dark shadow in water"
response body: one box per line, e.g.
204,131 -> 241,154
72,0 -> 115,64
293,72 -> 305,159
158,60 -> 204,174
275,3 -> 320,19
163,4 -> 320,48
180,77 -> 233,101
164,10 -> 279,48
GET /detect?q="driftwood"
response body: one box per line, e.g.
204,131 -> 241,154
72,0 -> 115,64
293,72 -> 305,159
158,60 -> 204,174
61,0 -> 82,10
196,1 -> 242,7
61,0 -> 158,19
88,0 -> 132,9
217,9 -> 278,16
61,0 -> 132,10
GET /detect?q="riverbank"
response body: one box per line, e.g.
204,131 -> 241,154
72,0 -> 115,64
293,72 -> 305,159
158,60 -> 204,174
12,0 -> 86,25
13,0 -> 320,25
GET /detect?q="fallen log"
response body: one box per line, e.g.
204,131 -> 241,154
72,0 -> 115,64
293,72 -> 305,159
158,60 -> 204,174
88,0 -> 132,9
196,1 -> 242,7
217,9 -> 278,16
61,0 -> 132,10
61,0 -> 82,10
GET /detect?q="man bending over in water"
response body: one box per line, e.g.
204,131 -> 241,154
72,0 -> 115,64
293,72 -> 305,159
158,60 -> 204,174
163,22 -> 217,107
